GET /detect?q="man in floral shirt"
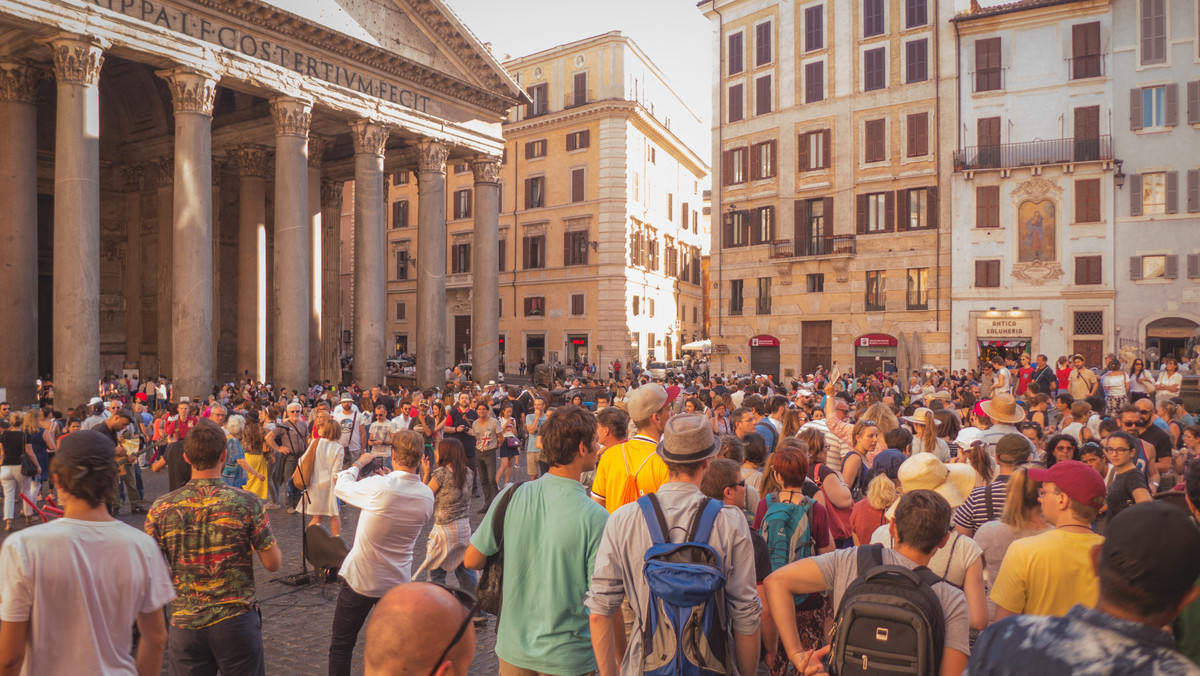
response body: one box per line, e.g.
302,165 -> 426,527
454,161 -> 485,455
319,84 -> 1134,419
147,420 -> 282,675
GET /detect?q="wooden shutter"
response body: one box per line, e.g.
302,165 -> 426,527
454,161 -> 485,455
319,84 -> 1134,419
750,209 -> 763,246
722,150 -> 732,185
1165,83 -> 1179,126
1130,256 -> 1143,280
767,141 -> 777,177
975,261 -> 987,287
927,186 -> 939,229
728,32 -> 743,75
823,197 -> 834,246
573,72 -> 587,105
750,143 -> 761,180
1188,169 -> 1200,213
884,191 -> 895,232
728,84 -> 743,122
498,238 -> 506,272
756,22 -> 771,66
1165,171 -> 1179,213
794,200 -> 808,256
822,129 -> 832,168
798,133 -> 810,172
908,113 -> 928,157
756,75 -> 772,115
566,133 -> 576,152
976,187 -> 988,228
1130,89 -> 1144,131
522,236 -> 530,269
571,168 -> 585,202
895,190 -> 910,231
1188,81 -> 1200,125
765,206 -> 776,241
1129,174 -> 1143,216
538,236 -> 546,268
1165,255 -> 1179,279
856,194 -> 868,234
525,141 -> 535,159
1188,254 -> 1200,279
740,148 -> 749,184
563,233 -> 571,267
581,129 -> 590,148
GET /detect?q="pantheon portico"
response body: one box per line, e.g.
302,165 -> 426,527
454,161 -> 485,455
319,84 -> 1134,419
0,0 -> 522,407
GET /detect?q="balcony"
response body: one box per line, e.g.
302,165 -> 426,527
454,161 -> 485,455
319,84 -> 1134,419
769,234 -> 856,259
1069,54 -> 1103,80
953,135 -> 1112,172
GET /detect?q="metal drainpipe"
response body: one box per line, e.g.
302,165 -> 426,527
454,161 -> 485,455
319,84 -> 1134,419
712,0 -> 725,375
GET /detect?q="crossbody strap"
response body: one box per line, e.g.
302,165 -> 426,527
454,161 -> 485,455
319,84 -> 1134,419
984,482 -> 996,522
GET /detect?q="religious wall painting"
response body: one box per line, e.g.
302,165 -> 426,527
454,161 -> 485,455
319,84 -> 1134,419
1016,198 -> 1056,263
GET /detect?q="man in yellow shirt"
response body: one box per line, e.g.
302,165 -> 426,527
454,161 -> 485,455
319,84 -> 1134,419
991,460 -> 1106,619
591,383 -> 673,513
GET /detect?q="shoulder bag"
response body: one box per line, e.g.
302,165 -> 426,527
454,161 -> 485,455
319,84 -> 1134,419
478,483 -> 523,616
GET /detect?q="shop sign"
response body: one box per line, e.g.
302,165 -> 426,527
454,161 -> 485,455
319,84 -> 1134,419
857,347 -> 897,357
749,335 -> 780,348
977,317 -> 1033,338
856,334 -> 898,348
714,344 -> 730,354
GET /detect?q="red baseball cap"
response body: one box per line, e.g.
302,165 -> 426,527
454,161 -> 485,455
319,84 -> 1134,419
1028,460 -> 1106,509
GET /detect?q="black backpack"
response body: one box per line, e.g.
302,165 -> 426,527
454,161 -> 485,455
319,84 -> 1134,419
829,544 -> 946,676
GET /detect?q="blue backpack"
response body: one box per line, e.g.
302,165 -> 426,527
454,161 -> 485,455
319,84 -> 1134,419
759,492 -> 815,605
638,494 -> 733,676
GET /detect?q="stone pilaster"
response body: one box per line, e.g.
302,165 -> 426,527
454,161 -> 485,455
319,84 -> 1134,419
271,96 -> 312,392
350,120 -> 389,386
471,156 -> 502,384
415,139 -> 449,389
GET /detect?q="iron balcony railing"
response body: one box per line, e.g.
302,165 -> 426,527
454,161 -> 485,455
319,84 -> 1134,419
769,234 -> 857,259
1070,54 -> 1103,80
953,134 -> 1112,171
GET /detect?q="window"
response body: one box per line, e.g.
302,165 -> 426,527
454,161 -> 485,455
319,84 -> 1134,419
632,296 -> 640,315
804,6 -> 823,51
865,271 -> 885,311
571,72 -> 588,107
453,162 -> 469,174
858,192 -> 892,233
727,31 -> 744,75
525,176 -> 545,209
570,293 -> 585,316
753,206 -> 775,244
864,48 -> 886,91
907,112 -> 928,157
667,194 -> 674,220
797,197 -> 829,255
799,129 -> 830,170
525,139 -> 547,159
864,118 -> 886,163
451,242 -> 471,274
391,171 -> 408,185
564,230 -> 589,266
566,129 -> 590,151
1135,85 -> 1175,129
1074,311 -> 1104,335
1075,179 -> 1101,223
523,297 -> 545,317
757,277 -> 772,315
1075,255 -> 1102,285
391,200 -> 408,228
723,146 -> 748,185
730,279 -> 744,315
681,202 -> 689,228
807,273 -> 825,292
728,83 -> 744,123
522,234 -> 546,269
977,116 -> 1001,168
906,0 -> 927,28
905,39 -> 928,83
723,210 -> 749,248
1074,105 -> 1101,160
755,75 -> 773,115
1131,254 -> 1177,280
863,0 -> 885,37
975,38 -> 1002,92
904,188 -> 930,230
693,307 -> 698,324
976,186 -> 1000,228
499,238 -> 506,271
395,302 -> 406,321
525,82 -> 548,117
1140,0 -> 1166,65
453,188 -> 472,220
394,250 -> 409,280
570,167 -> 586,203
648,299 -> 655,316
1138,172 -> 1168,215
975,259 -> 1001,287
906,268 -> 928,309
647,146 -> 657,164
755,21 -> 772,66
647,234 -> 660,270
1071,22 -> 1102,79
804,61 -> 824,103
751,141 -> 776,180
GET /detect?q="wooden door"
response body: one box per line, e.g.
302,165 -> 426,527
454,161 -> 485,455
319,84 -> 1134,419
454,315 -> 471,365
1074,106 -> 1100,161
1073,340 -> 1103,369
801,321 -> 832,376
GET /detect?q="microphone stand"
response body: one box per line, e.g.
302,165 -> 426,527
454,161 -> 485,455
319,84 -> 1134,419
278,436 -> 315,587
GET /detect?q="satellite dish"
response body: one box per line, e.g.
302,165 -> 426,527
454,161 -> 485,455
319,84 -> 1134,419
1145,347 -> 1161,363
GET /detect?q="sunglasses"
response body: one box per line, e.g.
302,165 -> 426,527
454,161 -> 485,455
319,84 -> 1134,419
730,479 -> 746,489
428,584 -> 479,675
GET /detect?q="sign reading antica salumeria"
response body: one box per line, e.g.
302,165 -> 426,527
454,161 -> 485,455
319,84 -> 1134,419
90,0 -> 432,113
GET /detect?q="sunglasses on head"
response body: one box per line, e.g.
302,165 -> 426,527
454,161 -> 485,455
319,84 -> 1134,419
428,583 -> 479,675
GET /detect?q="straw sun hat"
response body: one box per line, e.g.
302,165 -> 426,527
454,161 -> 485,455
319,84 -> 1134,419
885,453 -> 979,519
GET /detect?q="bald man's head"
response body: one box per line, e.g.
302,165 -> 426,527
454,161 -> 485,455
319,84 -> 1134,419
364,582 -> 476,676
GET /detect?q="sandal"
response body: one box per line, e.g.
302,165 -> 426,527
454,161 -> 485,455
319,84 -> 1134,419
3,520 -> 11,532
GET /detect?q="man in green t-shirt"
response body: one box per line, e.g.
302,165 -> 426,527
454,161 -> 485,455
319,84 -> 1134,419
1172,458 -> 1200,666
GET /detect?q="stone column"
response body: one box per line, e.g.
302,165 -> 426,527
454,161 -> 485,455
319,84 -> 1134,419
0,60 -> 42,406
471,156 -> 502,385
350,120 -> 389,386
271,96 -> 312,393
122,165 -> 146,366
229,145 -> 270,382
320,180 -> 344,384
153,157 -> 174,378
307,136 -> 331,382
211,159 -> 223,375
415,139 -> 449,390
46,35 -> 107,409
159,67 -> 218,400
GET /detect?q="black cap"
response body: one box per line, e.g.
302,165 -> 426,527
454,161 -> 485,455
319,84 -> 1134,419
56,430 -> 118,475
114,408 -> 135,422
1102,501 -> 1200,601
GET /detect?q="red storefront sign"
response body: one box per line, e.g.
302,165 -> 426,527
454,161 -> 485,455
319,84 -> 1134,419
856,334 -> 898,348
749,335 -> 781,348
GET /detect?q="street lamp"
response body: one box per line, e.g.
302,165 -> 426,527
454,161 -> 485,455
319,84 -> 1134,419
1114,159 -> 1125,189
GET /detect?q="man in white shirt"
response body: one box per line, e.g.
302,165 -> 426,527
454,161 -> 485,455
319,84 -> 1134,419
328,429 -> 434,676
332,396 -> 369,464
991,355 -> 1013,395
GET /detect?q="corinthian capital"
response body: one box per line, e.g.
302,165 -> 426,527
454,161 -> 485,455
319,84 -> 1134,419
42,34 -> 108,87
0,59 -> 43,104
350,120 -> 389,157
416,140 -> 449,174
153,156 -> 175,188
308,135 -> 333,169
157,68 -> 219,116
229,144 -> 272,178
271,96 -> 312,138
321,180 -> 345,209
471,156 -> 502,185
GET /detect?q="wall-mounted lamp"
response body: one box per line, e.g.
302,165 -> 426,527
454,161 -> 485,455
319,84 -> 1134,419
1113,159 -> 1125,189
589,241 -> 599,252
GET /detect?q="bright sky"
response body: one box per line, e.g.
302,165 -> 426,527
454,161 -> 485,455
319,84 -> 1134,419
446,0 -> 714,127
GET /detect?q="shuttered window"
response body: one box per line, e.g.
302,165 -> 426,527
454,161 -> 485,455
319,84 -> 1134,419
525,139 -> 547,159
907,113 -> 928,157
728,32 -> 744,75
906,0 -> 927,27
564,230 -> 589,267
804,6 -> 824,51
865,271 -> 886,311
857,192 -> 893,233
804,61 -> 824,103
728,83 -> 744,122
755,75 -> 773,115
1075,255 -> 1102,285
571,168 -> 585,203
975,260 -> 1001,288
523,297 -> 545,317
906,39 -> 928,84
1141,0 -> 1166,65
864,119 -> 886,163
722,147 -> 748,185
1071,22 -> 1102,79
395,250 -> 409,280
798,129 -> 831,171
755,21 -> 772,66
751,141 -> 777,180
864,48 -> 886,91
522,235 -> 546,269
976,186 -> 1000,229
524,176 -> 545,209
975,38 -> 1002,92
566,129 -> 590,151
525,83 -> 548,117
453,189 -> 472,220
451,242 -> 471,274
863,0 -> 885,37
571,294 -> 585,316
391,200 -> 408,228
1074,179 -> 1101,223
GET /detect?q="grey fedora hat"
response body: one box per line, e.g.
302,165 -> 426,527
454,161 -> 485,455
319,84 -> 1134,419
657,413 -> 720,463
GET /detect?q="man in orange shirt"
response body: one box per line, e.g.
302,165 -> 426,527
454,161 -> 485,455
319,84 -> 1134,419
590,383 -> 673,513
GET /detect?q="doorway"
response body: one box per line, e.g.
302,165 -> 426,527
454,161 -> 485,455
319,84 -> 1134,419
801,321 -> 832,376
526,334 -> 545,367
453,315 -> 470,365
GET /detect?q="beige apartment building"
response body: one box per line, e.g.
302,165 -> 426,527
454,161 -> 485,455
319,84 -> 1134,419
699,0 -> 955,379
359,31 -> 710,374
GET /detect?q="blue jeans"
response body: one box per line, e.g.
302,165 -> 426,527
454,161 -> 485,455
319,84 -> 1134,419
168,609 -> 264,676
428,564 -> 478,594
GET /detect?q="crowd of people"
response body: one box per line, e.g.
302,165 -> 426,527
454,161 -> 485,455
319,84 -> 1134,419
0,347 -> 1197,675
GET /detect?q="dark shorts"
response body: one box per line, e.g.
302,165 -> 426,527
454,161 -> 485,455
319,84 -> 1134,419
499,438 -> 520,459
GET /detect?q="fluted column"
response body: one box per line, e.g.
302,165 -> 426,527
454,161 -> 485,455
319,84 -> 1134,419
153,157 -> 174,377
416,139 -> 449,390
159,67 -> 218,400
46,35 -> 107,409
471,156 -> 502,385
350,120 -> 389,386
308,136 -> 331,382
320,180 -> 344,384
271,96 -> 312,392
0,60 -> 42,406
230,145 -> 270,382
